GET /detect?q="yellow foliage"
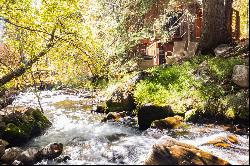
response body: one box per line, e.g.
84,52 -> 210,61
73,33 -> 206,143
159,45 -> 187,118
233,0 -> 249,39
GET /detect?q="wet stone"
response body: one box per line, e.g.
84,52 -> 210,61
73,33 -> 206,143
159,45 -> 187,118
54,155 -> 71,163
36,143 -> 63,160
0,147 -> 23,164
16,148 -> 39,165
202,134 -> 240,148
144,136 -> 231,165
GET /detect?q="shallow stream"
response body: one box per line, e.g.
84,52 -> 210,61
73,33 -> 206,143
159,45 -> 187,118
11,90 -> 249,165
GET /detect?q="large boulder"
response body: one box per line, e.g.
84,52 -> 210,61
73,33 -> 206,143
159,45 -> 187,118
214,44 -> 231,56
151,115 -> 184,130
0,106 -> 52,146
232,65 -> 249,88
137,104 -> 174,130
144,136 -> 231,165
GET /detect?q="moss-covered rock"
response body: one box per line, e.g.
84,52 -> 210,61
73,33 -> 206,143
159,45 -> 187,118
137,104 -> 174,130
151,115 -> 185,130
0,107 -> 51,146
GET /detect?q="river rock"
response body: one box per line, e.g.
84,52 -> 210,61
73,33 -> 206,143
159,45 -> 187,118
92,105 -> 105,114
144,136 -> 230,165
0,139 -> 9,158
202,134 -> 239,148
0,106 -> 52,146
15,148 -> 39,164
0,88 -> 18,110
0,145 -> 5,158
232,65 -> 249,88
137,104 -> 174,130
54,155 -> 71,163
0,147 -> 23,164
101,111 -> 126,122
214,44 -> 231,56
106,86 -> 136,113
36,143 -> 63,160
126,71 -> 149,85
151,115 -> 184,130
105,71 -> 149,113
184,109 -> 203,122
12,160 -> 23,165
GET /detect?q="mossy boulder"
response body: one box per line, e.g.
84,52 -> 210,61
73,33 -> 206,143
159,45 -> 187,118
137,104 -> 174,130
151,115 -> 184,130
0,107 -> 52,146
144,136 -> 231,165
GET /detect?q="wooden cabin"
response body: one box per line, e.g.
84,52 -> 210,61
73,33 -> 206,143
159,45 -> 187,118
137,0 -> 247,70
138,5 -> 203,69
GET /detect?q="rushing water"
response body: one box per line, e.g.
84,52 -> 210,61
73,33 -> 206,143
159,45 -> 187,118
11,89 -> 249,165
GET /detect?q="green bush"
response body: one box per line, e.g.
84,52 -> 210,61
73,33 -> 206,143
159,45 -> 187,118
133,55 -> 248,122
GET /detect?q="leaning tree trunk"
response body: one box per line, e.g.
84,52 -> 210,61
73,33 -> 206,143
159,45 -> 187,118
199,0 -> 233,54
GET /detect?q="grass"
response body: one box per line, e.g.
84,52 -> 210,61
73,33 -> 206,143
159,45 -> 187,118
133,55 -> 247,122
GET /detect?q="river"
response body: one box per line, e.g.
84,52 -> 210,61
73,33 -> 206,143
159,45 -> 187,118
11,89 -> 249,165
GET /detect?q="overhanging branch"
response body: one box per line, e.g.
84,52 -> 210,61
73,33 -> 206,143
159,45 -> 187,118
0,28 -> 57,87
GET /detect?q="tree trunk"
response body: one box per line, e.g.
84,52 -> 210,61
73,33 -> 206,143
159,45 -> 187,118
199,0 -> 233,54
225,0 -> 233,40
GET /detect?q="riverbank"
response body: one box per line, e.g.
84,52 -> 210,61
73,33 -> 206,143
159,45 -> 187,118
99,51 -> 249,130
